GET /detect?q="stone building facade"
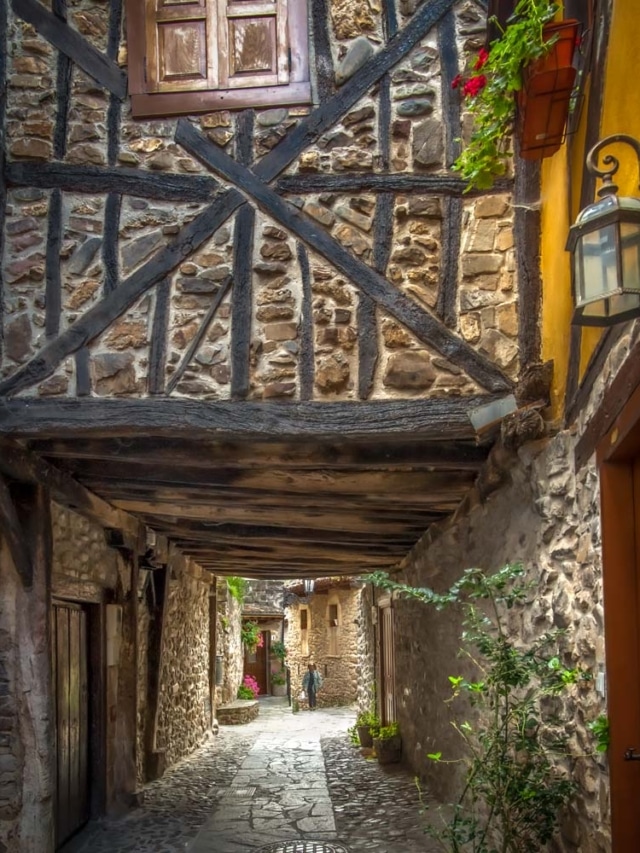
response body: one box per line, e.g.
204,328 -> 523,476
285,579 -> 363,706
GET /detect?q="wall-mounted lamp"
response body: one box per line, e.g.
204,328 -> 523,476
567,134 -> 640,326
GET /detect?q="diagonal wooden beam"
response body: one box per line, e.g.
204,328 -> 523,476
12,0 -> 127,98
176,121 -> 513,394
0,471 -> 33,587
0,192 -> 245,397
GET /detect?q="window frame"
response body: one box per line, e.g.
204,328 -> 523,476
126,0 -> 311,119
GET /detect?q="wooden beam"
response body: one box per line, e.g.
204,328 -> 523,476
0,473 -> 33,586
275,174 -> 513,194
0,397 -> 496,439
514,158 -> 542,365
0,438 -> 139,544
0,193 -> 245,397
438,9 -> 461,165
166,276 -> 232,394
231,114 -> 254,401
311,0 -> 334,102
566,325 -> 625,425
297,242 -> 314,401
436,196 -> 462,328
5,161 -> 219,202
12,0 -> 127,98
574,333 -> 640,470
29,436 -> 488,470
176,120 -> 514,394
148,279 -> 170,395
0,0 -> 7,365
45,189 -> 63,339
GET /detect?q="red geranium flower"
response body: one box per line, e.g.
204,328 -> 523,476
474,48 -> 490,70
463,74 -> 487,97
452,73 -> 462,90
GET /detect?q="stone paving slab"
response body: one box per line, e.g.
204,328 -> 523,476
62,698 -> 438,853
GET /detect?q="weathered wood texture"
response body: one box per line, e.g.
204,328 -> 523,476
311,0 -> 334,102
176,120 -> 513,394
5,162 -> 219,201
0,0 -> 6,364
45,189 -> 63,339
0,438 -> 140,542
148,279 -> 170,395
12,0 -> 127,98
166,276 -> 232,394
438,9 -> 461,165
574,332 -> 640,469
566,325 -> 625,425
297,242 -> 314,400
437,196 -> 462,328
0,472 -> 33,586
514,159 -> 542,365
276,174 -> 513,194
0,397 -> 497,438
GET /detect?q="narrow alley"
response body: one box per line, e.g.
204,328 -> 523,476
60,700 -> 434,853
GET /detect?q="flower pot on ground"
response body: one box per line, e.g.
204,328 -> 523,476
517,19 -> 579,159
373,723 -> 402,765
271,671 -> 287,697
355,710 -> 379,748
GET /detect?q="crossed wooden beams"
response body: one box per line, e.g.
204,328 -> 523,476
1,0 -> 513,398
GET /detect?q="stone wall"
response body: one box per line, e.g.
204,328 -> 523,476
243,580 -> 285,616
154,552 -> 212,769
215,578 -> 244,707
51,501 -> 119,591
1,0 -> 517,403
355,584 -> 375,713
394,432 -> 610,853
286,586 -> 361,705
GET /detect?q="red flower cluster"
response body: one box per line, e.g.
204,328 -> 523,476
452,48 -> 489,98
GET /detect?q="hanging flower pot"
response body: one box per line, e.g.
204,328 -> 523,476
517,19 -> 580,159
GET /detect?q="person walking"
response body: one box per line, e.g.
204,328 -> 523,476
302,663 -> 322,710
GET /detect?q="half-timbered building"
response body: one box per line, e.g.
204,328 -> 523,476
0,0 -> 632,850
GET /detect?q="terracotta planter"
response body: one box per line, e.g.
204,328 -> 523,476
271,682 -> 287,697
517,19 -> 579,160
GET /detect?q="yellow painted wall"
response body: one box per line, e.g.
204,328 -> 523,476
540,0 -> 640,416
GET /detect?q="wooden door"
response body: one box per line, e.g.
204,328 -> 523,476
379,603 -> 396,725
244,630 -> 269,694
53,602 -> 89,848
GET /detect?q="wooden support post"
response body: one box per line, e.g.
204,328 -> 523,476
0,0 -> 6,365
144,565 -> 168,780
297,243 -> 314,400
0,473 -> 33,587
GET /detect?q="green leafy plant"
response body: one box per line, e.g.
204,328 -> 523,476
271,670 -> 286,686
348,724 -> 360,746
241,620 -> 261,650
226,576 -> 248,604
376,722 -> 400,741
237,684 -> 255,699
367,563 -> 592,853
271,640 -> 287,662
356,710 -> 380,729
588,714 -> 610,753
452,0 -> 561,190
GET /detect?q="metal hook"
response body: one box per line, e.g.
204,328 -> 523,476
586,134 -> 640,198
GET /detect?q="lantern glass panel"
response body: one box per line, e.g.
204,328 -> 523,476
578,223 -> 618,303
620,221 -> 640,292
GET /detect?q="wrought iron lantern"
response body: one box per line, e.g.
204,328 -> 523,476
567,134 -> 640,326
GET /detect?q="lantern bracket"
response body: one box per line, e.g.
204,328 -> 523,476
586,134 -> 640,198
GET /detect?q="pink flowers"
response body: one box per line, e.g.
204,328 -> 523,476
452,49 -> 489,98
243,675 -> 260,698
256,634 -> 264,648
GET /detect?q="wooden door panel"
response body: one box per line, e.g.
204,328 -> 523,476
54,603 -> 89,849
244,631 -> 269,694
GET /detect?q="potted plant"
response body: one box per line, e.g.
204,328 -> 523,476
452,0 -> 579,189
241,620 -> 262,653
355,710 -> 380,748
237,675 -> 260,700
271,670 -> 287,697
373,722 -> 402,765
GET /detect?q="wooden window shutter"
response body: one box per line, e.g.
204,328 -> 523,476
218,0 -> 289,89
143,0 -> 217,93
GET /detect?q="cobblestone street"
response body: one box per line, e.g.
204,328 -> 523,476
61,699 -> 438,853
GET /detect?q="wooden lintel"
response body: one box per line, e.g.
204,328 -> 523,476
0,397 -> 498,439
12,0 -> 127,98
0,472 -> 33,587
0,438 -> 140,546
